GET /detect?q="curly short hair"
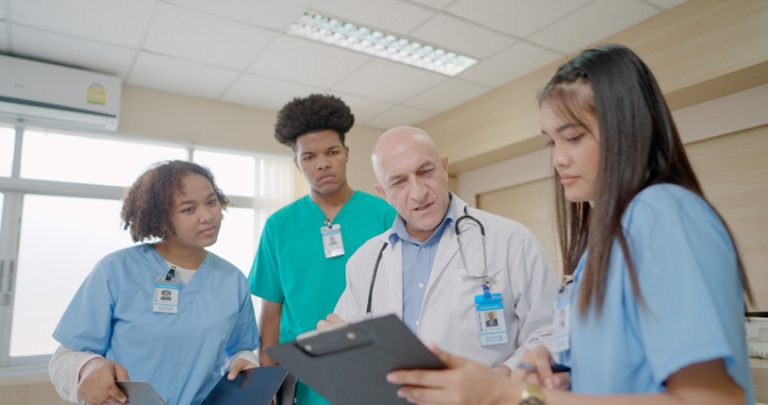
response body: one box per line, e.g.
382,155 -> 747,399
120,160 -> 230,242
274,94 -> 355,148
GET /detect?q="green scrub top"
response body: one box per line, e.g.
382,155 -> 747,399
249,190 -> 395,405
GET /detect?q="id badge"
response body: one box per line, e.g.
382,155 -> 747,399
321,224 -> 345,258
153,280 -> 180,314
474,292 -> 508,346
551,281 -> 573,353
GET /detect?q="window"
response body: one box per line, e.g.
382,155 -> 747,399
193,149 -> 256,197
0,126 -> 14,177
21,129 -> 187,186
0,123 -> 293,370
12,195 -> 131,357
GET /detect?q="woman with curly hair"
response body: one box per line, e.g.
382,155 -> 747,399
49,160 -> 259,405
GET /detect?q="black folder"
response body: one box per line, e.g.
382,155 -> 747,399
265,314 -> 445,405
201,366 -> 287,405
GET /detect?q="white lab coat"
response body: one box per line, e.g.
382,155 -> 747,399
334,196 -> 558,368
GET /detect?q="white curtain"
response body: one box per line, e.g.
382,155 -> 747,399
252,155 -> 295,250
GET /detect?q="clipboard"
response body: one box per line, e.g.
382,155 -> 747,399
265,314 -> 445,405
115,381 -> 166,405
201,366 -> 287,405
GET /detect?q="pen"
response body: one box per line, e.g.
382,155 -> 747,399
517,362 -> 571,373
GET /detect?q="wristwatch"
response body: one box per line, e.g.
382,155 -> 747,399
519,383 -> 546,405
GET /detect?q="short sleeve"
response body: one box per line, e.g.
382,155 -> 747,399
52,258 -> 117,355
248,217 -> 285,303
625,185 -> 742,385
224,280 -> 260,356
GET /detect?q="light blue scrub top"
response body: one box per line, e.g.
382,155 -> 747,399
53,244 -> 259,405
558,184 -> 754,404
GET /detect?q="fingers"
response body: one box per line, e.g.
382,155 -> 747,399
114,362 -> 130,381
228,358 -> 246,380
553,372 -> 571,390
491,365 -> 512,377
78,359 -> 127,405
326,313 -> 345,324
387,369 -> 449,388
316,313 -> 347,330
396,386 -> 455,405
105,381 -> 128,404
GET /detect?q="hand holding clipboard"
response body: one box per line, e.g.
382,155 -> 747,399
266,314 -> 445,405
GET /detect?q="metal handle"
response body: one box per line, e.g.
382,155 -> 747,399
0,260 -> 5,292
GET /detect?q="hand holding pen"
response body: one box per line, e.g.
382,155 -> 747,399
512,346 -> 571,390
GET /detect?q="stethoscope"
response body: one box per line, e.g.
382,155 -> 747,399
365,206 -> 489,314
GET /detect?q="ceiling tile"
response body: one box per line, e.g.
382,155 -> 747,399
0,22 -> 8,51
326,92 -> 394,123
222,74 -> 323,112
11,26 -> 135,78
459,41 -> 561,87
128,52 -> 239,99
9,0 -> 156,47
164,0 -> 310,30
365,105 -> 435,129
332,59 -> 446,103
405,79 -> 490,111
248,35 -> 370,88
144,3 -> 275,70
312,0 -> 434,35
446,0 -> 592,38
528,0 -> 658,54
410,0 -> 454,9
645,0 -> 686,8
410,14 -> 515,59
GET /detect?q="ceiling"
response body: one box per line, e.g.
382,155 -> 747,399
0,0 -> 685,129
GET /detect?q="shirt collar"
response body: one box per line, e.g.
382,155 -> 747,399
388,193 -> 457,246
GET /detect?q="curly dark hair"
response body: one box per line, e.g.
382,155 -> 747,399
274,93 -> 355,148
120,160 -> 230,242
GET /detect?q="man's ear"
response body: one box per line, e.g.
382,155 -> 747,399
374,183 -> 385,198
441,154 -> 448,171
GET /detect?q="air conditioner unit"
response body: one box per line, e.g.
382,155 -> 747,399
0,54 -> 121,131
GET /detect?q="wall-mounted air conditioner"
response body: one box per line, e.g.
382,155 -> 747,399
0,54 -> 121,131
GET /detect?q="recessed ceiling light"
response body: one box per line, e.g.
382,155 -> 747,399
287,12 -> 477,76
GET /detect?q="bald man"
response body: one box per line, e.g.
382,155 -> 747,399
326,127 -> 558,371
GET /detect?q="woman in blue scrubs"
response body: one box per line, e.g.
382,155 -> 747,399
49,161 -> 259,405
387,45 -> 755,405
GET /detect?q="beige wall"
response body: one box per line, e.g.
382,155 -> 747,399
420,0 -> 768,174
0,382 -> 67,405
120,85 -> 383,197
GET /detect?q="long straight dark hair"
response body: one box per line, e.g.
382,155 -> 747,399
539,44 -> 753,315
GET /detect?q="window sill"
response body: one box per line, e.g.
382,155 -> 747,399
0,364 -> 49,387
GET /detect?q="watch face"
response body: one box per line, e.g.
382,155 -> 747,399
519,398 -> 545,405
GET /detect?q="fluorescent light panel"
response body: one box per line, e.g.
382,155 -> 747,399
288,12 -> 477,76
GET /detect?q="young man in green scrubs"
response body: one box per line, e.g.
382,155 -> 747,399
249,94 -> 395,405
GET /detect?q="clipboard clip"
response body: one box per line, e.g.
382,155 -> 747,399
295,325 -> 375,357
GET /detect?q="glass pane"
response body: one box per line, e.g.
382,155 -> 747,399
21,129 -> 187,187
194,150 -> 256,197
11,195 -> 134,356
0,126 -> 14,177
207,206 -> 261,317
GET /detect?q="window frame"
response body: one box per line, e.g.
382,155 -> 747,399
0,119 -> 285,376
